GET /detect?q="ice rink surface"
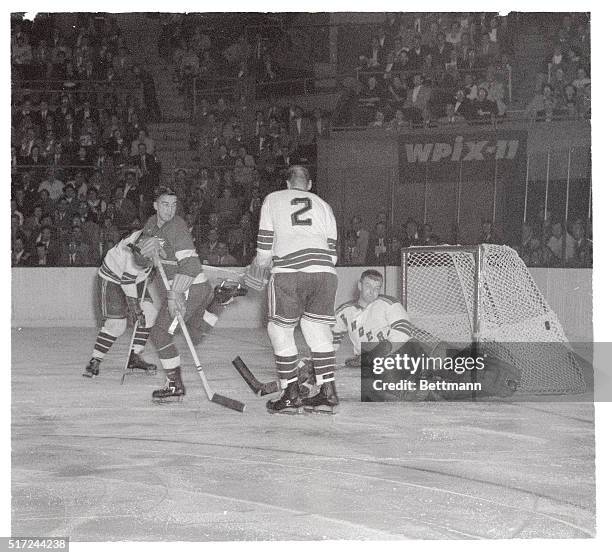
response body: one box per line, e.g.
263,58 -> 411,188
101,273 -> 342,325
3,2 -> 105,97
12,327 -> 595,541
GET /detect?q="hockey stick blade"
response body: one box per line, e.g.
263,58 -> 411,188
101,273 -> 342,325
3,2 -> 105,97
232,356 -> 280,396
211,393 -> 246,413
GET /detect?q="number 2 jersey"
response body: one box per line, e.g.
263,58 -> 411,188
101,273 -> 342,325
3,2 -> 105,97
332,295 -> 414,355
256,189 -> 337,275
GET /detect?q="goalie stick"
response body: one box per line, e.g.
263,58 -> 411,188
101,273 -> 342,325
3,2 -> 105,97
153,255 -> 246,413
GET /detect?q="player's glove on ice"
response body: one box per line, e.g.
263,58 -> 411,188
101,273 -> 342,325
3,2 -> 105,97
126,296 -> 146,327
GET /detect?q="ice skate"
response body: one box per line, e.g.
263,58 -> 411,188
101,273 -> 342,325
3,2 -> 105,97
266,381 -> 303,414
127,351 -> 157,373
302,381 -> 339,414
152,368 -> 185,402
83,357 -> 101,378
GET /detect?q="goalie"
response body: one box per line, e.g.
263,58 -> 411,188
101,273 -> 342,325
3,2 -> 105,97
331,269 -> 521,399
84,230 -> 158,378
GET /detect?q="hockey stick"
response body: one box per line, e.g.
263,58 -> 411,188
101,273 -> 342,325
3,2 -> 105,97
155,258 -> 246,413
232,356 -> 280,396
232,356 -> 348,397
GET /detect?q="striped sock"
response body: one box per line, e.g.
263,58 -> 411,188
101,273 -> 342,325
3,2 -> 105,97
312,351 -> 336,385
92,330 -> 117,360
275,354 -> 298,389
132,327 -> 151,355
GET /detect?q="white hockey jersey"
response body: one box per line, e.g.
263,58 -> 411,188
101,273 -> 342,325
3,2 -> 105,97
257,189 -> 337,274
332,295 -> 414,355
98,230 -> 152,298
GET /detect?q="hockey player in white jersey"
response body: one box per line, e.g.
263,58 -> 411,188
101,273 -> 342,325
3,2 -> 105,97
333,269 -> 426,367
83,230 -> 158,378
246,165 -> 339,413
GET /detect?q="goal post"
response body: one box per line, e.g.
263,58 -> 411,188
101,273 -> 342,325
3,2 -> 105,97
400,244 -> 586,395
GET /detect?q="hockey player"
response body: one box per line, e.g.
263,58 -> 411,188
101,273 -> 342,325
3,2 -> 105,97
139,188 -> 241,401
246,165 -> 339,413
84,230 -> 158,378
332,269 -> 422,366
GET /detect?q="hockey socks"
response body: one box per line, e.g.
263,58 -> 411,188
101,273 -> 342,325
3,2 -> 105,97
311,351 -> 336,385
267,354 -> 302,413
92,330 -> 118,360
132,326 -> 151,355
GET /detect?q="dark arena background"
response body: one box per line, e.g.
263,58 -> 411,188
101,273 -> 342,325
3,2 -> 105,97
10,12 -> 595,542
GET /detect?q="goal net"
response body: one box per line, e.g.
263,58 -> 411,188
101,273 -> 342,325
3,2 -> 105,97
401,244 -> 586,394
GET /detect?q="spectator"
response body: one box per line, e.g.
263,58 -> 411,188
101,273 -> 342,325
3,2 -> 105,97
479,66 -> 507,116
387,109 -> 410,130
357,75 -> 384,125
479,220 -> 500,243
39,167 -> 66,201
437,103 -> 466,127
112,186 -> 138,231
368,109 -> 386,128
200,228 -> 220,264
402,219 -> 420,246
228,212 -> 256,266
347,215 -> 370,264
569,220 -> 592,267
59,224 -> 94,265
403,73 -> 432,125
130,129 -> 155,156
366,221 -> 389,265
547,222 -> 576,266
29,243 -> 50,266
12,237 -> 30,266
472,87 -> 497,124
528,83 -> 558,121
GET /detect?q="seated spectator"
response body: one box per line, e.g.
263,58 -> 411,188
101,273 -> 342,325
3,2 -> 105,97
403,73 -> 432,125
210,241 -> 239,266
547,222 -> 576,266
227,212 -> 256,266
39,167 -> 66,201
357,75 -> 384,125
342,231 -> 360,265
523,236 -> 553,267
387,109 -> 410,130
28,243 -> 50,266
366,221 -> 390,265
59,224 -> 94,266
550,67 -> 569,100
130,129 -> 155,156
528,83 -> 556,121
86,188 -> 106,221
572,67 -> 591,92
200,227 -> 220,264
472,87 -> 498,124
312,108 -> 330,139
479,220 -> 500,243
438,102 -> 467,127
477,32 -> 499,66
112,186 -> 138,231
479,66 -> 507,116
368,109 -> 386,128
12,237 -> 30,267
569,220 -> 592,267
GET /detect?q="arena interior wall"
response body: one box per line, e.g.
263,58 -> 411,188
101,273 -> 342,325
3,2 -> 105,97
12,266 -> 592,343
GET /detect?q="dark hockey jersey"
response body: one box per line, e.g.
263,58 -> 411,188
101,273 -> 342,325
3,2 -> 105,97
142,215 -> 207,284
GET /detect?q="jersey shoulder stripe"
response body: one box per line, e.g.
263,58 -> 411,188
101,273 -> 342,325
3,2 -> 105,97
335,300 -> 360,314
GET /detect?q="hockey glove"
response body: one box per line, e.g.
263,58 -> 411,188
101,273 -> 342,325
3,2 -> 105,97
244,260 -> 270,291
167,291 -> 186,318
214,280 -> 248,305
126,296 -> 146,327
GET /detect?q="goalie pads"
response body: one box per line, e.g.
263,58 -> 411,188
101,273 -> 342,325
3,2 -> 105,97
244,261 -> 269,291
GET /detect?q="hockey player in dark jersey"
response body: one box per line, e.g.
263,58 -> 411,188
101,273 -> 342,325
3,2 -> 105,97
139,188 -> 240,400
84,229 -> 158,378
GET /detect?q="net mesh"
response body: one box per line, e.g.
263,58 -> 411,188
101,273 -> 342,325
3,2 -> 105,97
401,244 -> 585,394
